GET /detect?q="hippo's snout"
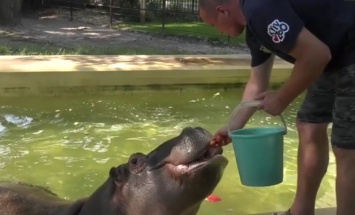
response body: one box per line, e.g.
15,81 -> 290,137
198,145 -> 223,161
174,126 -> 220,163
194,126 -> 213,137
147,126 -> 228,177
182,126 -> 213,140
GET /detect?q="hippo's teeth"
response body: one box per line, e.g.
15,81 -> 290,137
176,163 -> 202,174
176,164 -> 189,171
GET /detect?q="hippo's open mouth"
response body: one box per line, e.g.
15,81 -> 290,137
147,127 -> 228,176
171,146 -> 224,174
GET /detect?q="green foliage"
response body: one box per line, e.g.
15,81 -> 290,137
117,22 -> 246,46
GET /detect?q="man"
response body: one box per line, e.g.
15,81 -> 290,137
199,0 -> 355,215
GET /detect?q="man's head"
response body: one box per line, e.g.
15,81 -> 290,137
199,0 -> 246,37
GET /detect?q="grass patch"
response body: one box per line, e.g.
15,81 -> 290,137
118,22 -> 246,45
0,43 -> 185,55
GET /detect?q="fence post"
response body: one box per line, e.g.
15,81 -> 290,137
162,0 -> 166,36
69,0 -> 73,21
110,0 -> 113,28
191,0 -> 194,13
140,0 -> 146,23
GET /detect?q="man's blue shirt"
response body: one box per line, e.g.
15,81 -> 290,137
241,0 -> 355,70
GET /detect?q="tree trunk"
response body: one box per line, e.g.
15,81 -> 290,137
0,0 -> 22,26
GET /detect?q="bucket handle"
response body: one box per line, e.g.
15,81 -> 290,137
227,100 -> 288,136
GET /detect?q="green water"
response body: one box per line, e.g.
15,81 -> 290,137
0,88 -> 336,214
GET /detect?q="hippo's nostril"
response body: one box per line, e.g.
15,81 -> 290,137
203,151 -> 210,160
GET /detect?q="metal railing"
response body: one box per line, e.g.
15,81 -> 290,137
38,0 -> 232,43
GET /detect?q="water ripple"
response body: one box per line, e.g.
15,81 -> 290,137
3,114 -> 33,128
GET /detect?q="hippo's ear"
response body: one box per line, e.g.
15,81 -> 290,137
109,166 -> 125,186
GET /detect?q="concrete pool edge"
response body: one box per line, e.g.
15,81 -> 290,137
253,207 -> 336,215
0,54 -> 293,96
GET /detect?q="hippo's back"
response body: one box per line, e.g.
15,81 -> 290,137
0,182 -> 71,215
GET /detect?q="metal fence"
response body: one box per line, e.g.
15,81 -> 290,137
38,0 -> 232,43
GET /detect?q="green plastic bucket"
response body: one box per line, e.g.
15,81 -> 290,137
228,101 -> 287,187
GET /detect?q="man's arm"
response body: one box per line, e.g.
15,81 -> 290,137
230,54 -> 275,130
248,0 -> 331,108
278,28 -> 331,105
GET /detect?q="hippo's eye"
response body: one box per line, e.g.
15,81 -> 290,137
128,153 -> 147,174
130,158 -> 138,165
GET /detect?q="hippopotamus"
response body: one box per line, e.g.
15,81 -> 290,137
0,127 -> 228,215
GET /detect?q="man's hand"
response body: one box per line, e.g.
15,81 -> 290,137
255,91 -> 288,116
210,126 -> 231,147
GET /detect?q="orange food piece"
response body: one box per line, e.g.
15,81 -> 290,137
206,194 -> 221,202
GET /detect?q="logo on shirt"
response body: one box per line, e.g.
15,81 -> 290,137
267,19 -> 290,43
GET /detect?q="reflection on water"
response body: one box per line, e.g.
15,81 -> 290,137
0,88 -> 336,214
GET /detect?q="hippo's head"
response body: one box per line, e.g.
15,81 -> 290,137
78,127 -> 228,215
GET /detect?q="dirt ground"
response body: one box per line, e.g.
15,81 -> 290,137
0,8 -> 250,55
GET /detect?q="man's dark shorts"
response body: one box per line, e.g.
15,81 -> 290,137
297,63 -> 355,149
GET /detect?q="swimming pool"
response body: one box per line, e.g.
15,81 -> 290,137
0,87 -> 336,214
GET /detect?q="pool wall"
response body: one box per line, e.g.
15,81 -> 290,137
0,55 -> 292,96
